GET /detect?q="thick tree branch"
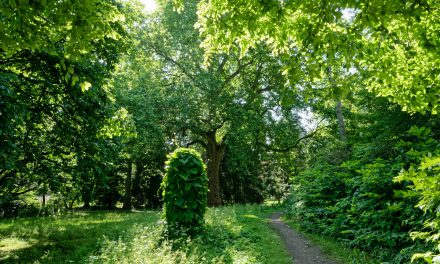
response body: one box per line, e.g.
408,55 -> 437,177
11,187 -> 39,196
186,139 -> 207,148
217,54 -> 229,73
222,57 -> 255,88
147,44 -> 201,86
259,118 -> 326,152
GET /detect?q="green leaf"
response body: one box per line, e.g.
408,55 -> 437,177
80,81 -> 92,92
175,198 -> 184,206
71,76 -> 79,87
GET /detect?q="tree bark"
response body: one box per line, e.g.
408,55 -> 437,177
327,66 -> 347,142
123,161 -> 133,210
82,184 -> 92,208
205,131 -> 225,207
132,161 -> 144,208
335,99 -> 347,142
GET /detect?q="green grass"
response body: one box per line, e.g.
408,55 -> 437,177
0,205 -> 291,263
0,210 -> 159,263
282,218 -> 379,264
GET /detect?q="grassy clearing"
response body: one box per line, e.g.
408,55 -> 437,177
0,210 -> 159,263
0,205 -> 291,263
282,218 -> 379,264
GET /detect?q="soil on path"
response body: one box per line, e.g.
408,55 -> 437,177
269,212 -> 341,264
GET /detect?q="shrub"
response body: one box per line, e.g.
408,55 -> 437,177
285,127 -> 440,263
0,193 -> 63,218
161,148 -> 208,234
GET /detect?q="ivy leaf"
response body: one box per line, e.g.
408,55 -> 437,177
80,81 -> 92,92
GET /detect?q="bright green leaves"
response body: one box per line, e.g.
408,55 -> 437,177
280,89 -> 296,107
196,0 -> 440,115
161,148 -> 208,234
0,0 -> 125,61
71,76 -> 79,87
362,18 -> 440,114
395,155 -> 440,263
56,60 -> 94,92
0,0 -> 131,212
172,0 -> 184,13
80,81 -> 92,92
392,126 -> 440,263
99,107 -> 136,140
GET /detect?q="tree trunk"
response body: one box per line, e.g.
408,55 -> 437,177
335,99 -> 347,142
123,161 -> 133,210
327,66 -> 347,142
206,131 -> 225,207
82,184 -> 92,208
132,161 -> 144,208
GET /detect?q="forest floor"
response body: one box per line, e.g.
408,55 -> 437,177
269,212 -> 341,264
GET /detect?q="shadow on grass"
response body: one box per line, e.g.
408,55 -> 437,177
0,210 -> 159,264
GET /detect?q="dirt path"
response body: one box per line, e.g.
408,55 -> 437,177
269,212 -> 341,264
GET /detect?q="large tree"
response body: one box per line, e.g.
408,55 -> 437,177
136,0 -> 304,206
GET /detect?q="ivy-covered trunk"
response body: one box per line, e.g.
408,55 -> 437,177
206,131 -> 225,207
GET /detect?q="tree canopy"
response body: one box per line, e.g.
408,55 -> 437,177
196,0 -> 440,114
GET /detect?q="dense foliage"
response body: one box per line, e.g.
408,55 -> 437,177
3,0 -> 440,263
284,97 -> 440,262
396,154 -> 440,263
161,148 -> 208,232
196,0 -> 440,114
0,0 -> 129,216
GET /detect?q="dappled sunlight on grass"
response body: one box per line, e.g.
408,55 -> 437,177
0,210 -> 160,263
0,238 -> 37,261
88,205 -> 291,263
241,214 -> 258,219
0,206 -> 290,263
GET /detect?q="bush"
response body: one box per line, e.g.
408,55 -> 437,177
161,148 -> 208,234
0,193 -> 63,218
395,155 -> 440,263
285,127 -> 440,263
